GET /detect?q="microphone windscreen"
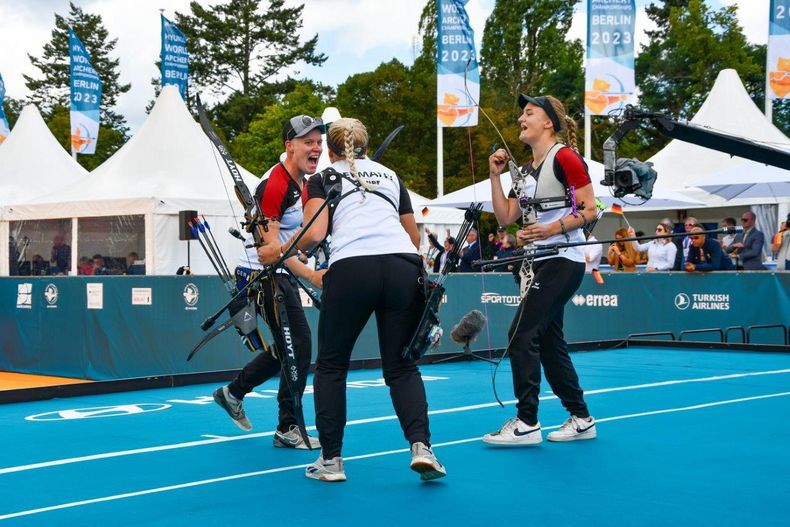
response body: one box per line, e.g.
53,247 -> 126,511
450,310 -> 487,343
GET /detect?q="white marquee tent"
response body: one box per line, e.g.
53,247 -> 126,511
1,86 -> 262,276
649,68 -> 790,208
0,105 -> 90,274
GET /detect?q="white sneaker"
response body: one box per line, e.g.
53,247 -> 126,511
482,417 -> 542,446
213,386 -> 252,431
273,425 -> 321,450
305,455 -> 346,482
409,442 -> 447,481
547,415 -> 597,442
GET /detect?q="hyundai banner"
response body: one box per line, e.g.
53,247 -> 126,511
437,0 -> 478,127
69,28 -> 102,155
585,0 -> 636,115
161,15 -> 189,100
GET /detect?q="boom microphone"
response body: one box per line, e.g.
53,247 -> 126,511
450,310 -> 487,344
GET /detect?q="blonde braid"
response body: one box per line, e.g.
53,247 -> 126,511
546,96 -> 579,152
329,118 -> 374,191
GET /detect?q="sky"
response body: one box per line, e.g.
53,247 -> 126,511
0,0 -> 769,133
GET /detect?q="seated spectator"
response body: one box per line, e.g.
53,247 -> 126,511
50,234 -> 71,274
177,265 -> 192,276
629,223 -> 676,271
126,252 -> 145,275
685,225 -> 735,272
30,254 -> 48,276
77,256 -> 94,275
607,228 -> 638,272
92,254 -> 109,275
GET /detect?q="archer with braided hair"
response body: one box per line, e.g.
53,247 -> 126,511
485,94 -> 598,446
259,117 -> 447,483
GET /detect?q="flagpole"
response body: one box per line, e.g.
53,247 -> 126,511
437,125 -> 444,197
584,113 -> 592,160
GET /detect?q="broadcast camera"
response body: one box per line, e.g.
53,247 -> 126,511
609,158 -> 658,199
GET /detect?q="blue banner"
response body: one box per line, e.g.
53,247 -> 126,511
768,0 -> 790,99
437,0 -> 478,127
161,15 -> 189,100
0,72 -> 10,143
69,28 -> 102,155
585,0 -> 636,115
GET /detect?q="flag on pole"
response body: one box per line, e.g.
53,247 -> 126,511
69,28 -> 102,155
161,15 -> 189,100
0,72 -> 11,144
768,0 -> 790,100
585,0 -> 636,115
610,203 -> 623,215
437,0 -> 478,127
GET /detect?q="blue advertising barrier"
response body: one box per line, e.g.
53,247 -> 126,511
1,272 -> 788,380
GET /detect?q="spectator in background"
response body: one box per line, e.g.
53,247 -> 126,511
457,228 -> 480,272
685,225 -> 735,272
628,222 -> 676,271
78,256 -> 94,275
728,211 -> 766,270
50,234 -> 71,274
607,227 -> 638,272
426,228 -> 454,272
176,265 -> 192,275
31,254 -> 48,276
673,216 -> 697,270
483,232 -> 497,260
92,254 -> 109,275
583,231 -> 602,274
126,252 -> 145,275
770,213 -> 790,270
496,233 -> 516,260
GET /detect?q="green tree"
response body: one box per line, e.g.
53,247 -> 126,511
175,0 -> 327,136
229,82 -> 327,175
24,1 -> 130,131
2,97 -> 24,129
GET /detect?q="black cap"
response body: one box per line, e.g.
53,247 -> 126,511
282,115 -> 325,142
518,94 -> 562,132
497,226 -> 506,232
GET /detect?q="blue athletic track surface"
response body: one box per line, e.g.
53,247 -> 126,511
0,346 -> 788,526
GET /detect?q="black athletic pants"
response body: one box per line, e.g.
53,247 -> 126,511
314,254 -> 430,458
228,272 -> 311,433
508,257 -> 590,425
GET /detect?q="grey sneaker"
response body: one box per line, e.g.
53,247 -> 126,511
409,442 -> 447,481
213,386 -> 252,431
482,417 -> 542,446
305,455 -> 346,482
547,415 -> 597,442
273,425 -> 321,450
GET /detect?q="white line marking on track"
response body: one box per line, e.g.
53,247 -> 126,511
1,390 -> 788,521
1,368 -> 788,476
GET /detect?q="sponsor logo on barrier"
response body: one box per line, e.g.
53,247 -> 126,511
44,284 -> 58,308
132,287 -> 152,306
16,283 -> 32,309
674,292 -> 730,311
87,283 -> 103,310
572,294 -> 619,307
480,292 -> 520,307
183,283 -> 199,310
26,403 -> 171,421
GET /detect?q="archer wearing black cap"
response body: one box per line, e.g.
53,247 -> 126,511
212,114 -> 326,449
485,94 -> 598,446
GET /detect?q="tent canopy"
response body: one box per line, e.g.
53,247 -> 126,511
0,105 -> 88,208
647,69 -> 790,205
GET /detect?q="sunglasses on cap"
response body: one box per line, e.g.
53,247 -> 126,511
517,94 -> 563,132
283,115 -> 325,141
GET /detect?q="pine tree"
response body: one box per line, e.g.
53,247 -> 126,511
24,1 -> 130,132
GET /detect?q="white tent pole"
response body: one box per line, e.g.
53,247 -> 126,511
145,212 -> 155,275
584,113 -> 592,160
70,218 -> 78,276
0,221 -> 9,276
437,125 -> 444,197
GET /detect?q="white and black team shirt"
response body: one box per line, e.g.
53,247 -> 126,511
306,157 -> 416,266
